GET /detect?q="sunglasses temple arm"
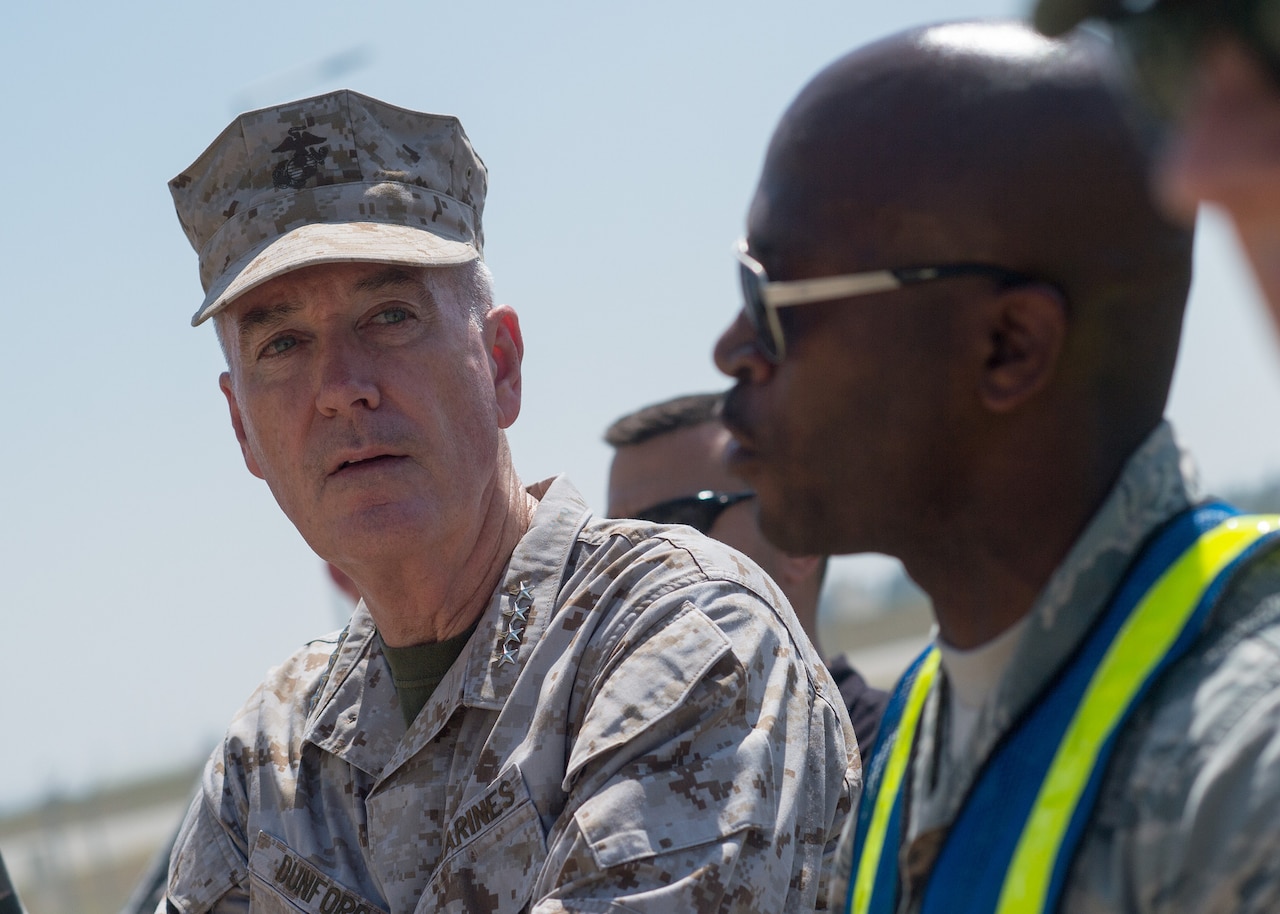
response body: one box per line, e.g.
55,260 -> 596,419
765,271 -> 905,308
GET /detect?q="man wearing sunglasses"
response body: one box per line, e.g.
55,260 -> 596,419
715,20 -> 1280,914
605,392 -> 889,762
1035,0 -> 1280,337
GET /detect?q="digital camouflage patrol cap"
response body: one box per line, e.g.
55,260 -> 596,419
170,89 -> 487,326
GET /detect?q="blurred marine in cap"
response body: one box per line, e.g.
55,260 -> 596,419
1034,0 -> 1280,340
160,89 -> 857,913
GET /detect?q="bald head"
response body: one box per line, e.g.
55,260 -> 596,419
750,20 -> 1193,429
716,21 -> 1198,612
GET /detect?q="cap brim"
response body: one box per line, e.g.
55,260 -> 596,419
192,222 -> 479,326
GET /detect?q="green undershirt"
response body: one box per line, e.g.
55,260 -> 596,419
380,622 -> 479,727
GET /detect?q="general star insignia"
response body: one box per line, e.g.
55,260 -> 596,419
497,580 -> 534,666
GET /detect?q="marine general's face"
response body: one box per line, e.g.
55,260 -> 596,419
217,261 -> 520,569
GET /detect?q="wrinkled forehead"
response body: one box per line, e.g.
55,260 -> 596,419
215,261 -> 466,366
746,149 -> 985,280
746,109 -> 972,272
746,25 -> 1109,272
749,98 -> 1103,274
223,261 -> 437,318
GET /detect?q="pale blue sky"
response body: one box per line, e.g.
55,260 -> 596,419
2,0 -> 1277,811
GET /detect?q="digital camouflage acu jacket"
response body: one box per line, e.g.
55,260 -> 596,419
164,476 -> 859,914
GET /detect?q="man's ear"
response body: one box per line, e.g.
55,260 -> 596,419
220,372 -> 265,479
485,305 -> 524,429
978,283 -> 1067,413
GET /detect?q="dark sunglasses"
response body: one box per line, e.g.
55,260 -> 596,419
1109,0 -> 1280,116
632,489 -> 755,533
735,240 -> 1038,363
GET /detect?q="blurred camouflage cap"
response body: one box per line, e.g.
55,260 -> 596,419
170,89 -> 486,326
1033,0 -> 1133,36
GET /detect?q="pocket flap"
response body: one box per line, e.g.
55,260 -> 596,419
426,764 -> 548,913
573,727 -> 777,868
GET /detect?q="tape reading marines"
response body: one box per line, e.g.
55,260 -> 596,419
443,776 -> 518,852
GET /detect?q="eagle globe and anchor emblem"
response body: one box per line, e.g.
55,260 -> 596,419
272,126 -> 330,189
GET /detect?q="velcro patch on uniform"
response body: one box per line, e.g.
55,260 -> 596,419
441,763 -> 532,854
249,831 -> 387,914
428,763 -> 548,913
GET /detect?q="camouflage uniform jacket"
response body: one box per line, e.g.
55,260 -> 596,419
828,422 -> 1280,913
164,477 -> 858,914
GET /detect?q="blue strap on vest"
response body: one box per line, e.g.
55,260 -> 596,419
852,501 -> 1276,914
849,648 -> 935,914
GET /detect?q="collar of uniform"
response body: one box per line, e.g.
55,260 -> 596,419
304,602 -> 407,776
377,475 -> 593,774
908,420 -> 1198,836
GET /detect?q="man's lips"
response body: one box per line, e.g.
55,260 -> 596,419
718,390 -> 759,453
719,389 -> 766,482
722,436 -> 760,476
329,450 -> 407,476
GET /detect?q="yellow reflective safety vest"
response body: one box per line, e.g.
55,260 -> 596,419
848,504 -> 1280,914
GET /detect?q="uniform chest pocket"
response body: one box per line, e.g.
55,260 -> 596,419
248,831 -> 388,914
424,764 -> 548,914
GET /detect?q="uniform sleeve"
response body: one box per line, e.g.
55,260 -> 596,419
161,748 -> 252,914
159,634 -> 340,914
1080,555 -> 1280,914
823,806 -> 858,913
1157,685 -> 1280,913
530,592 -> 858,914
1138,590 -> 1280,914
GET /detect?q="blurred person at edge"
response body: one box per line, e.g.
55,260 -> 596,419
159,89 -> 857,914
605,392 -> 889,762
714,21 -> 1280,914
1038,0 -> 1280,335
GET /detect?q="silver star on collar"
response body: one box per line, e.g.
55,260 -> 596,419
497,580 -> 535,666
505,581 -> 533,619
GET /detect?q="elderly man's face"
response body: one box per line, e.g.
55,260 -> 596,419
1157,37 -> 1280,331
217,261 -> 521,569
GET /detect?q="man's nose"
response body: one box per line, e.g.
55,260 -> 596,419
315,339 -> 381,416
714,308 -> 775,382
